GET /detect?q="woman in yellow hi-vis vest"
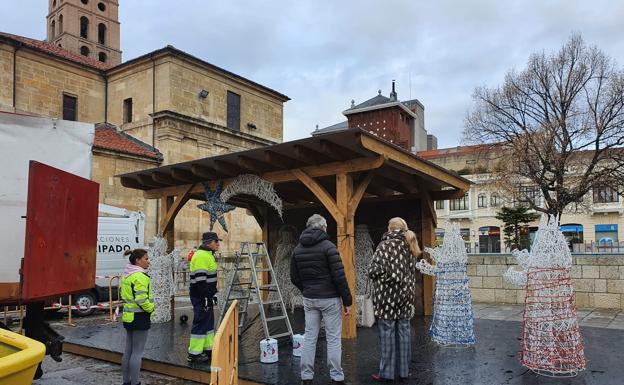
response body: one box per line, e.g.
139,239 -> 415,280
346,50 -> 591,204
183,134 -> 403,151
187,231 -> 220,363
120,248 -> 154,385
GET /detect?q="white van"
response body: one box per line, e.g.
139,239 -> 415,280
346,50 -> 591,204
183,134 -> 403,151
68,204 -> 145,316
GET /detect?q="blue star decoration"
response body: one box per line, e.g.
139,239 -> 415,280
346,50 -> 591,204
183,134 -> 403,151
197,181 -> 236,232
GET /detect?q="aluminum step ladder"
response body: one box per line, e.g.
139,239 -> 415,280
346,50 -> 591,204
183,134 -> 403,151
219,242 -> 293,341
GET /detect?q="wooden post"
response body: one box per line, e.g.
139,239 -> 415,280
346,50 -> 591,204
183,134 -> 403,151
336,173 -> 356,339
420,194 -> 436,316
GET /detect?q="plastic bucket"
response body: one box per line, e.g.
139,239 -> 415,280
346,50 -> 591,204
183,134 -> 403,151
292,334 -> 304,357
0,329 -> 46,385
260,338 -> 278,363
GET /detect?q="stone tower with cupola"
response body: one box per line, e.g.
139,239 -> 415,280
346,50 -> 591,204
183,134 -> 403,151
46,0 -> 121,65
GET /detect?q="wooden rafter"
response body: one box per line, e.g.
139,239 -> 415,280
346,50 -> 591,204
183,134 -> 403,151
140,156 -> 386,199
238,155 -> 271,174
212,160 -> 242,176
264,150 -> 305,169
171,168 -> 196,183
293,144 -> 329,164
319,139 -> 360,160
152,171 -> 177,185
191,164 -> 216,180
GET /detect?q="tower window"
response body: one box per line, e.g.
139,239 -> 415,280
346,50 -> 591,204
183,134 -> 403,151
227,91 -> 241,131
80,16 -> 89,39
51,20 -> 56,40
53,0 -> 57,8
123,98 -> 133,124
80,46 -> 90,56
98,23 -> 106,44
98,52 -> 107,63
81,0 -> 88,4
58,14 -> 63,33
98,2 -> 106,11
63,94 -> 77,121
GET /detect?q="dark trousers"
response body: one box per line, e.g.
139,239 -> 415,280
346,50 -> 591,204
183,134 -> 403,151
377,319 -> 411,379
188,296 -> 215,355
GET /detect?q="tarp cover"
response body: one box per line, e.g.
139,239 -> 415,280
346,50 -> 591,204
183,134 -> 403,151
0,113 -> 93,283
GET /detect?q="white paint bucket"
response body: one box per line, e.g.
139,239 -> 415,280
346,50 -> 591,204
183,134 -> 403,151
260,338 -> 278,363
292,334 -> 304,357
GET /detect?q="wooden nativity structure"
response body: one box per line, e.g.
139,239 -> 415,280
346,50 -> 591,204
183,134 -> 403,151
119,128 -> 470,338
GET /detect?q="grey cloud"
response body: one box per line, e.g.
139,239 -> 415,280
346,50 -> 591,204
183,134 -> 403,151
2,0 -> 624,147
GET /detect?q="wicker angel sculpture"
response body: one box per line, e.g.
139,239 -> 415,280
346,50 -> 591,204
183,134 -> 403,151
416,222 -> 475,345
503,214 -> 585,377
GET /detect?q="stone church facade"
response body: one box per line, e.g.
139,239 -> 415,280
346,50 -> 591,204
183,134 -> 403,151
0,0 -> 289,251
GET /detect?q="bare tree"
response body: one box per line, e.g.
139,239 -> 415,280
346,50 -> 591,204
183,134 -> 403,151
464,35 -> 624,217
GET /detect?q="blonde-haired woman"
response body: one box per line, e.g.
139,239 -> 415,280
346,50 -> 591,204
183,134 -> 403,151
368,217 -> 421,382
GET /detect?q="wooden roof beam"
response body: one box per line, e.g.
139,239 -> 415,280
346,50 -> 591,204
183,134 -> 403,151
293,145 -> 329,165
152,171 -> 177,185
212,160 -> 243,177
319,139 -> 361,160
263,150 -> 304,169
137,174 -> 163,188
143,155 -> 386,199
358,133 -> 470,191
170,167 -> 196,183
238,155 -> 272,174
191,164 -> 217,180
120,176 -> 146,190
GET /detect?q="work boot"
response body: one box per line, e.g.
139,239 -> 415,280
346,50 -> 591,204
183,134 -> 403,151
187,353 -> 210,363
301,380 -> 313,385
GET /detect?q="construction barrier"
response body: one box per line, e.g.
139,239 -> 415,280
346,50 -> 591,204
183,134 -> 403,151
2,275 -> 123,329
210,300 -> 239,385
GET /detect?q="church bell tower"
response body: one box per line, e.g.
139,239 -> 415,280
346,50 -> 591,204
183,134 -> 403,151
46,0 -> 121,65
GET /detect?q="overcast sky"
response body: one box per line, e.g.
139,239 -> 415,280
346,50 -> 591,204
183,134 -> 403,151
2,1 -> 624,148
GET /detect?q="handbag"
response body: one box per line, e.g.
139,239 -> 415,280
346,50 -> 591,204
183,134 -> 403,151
357,279 -> 375,327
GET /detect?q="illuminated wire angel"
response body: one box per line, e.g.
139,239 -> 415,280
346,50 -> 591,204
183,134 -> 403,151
416,222 -> 475,345
503,214 -> 585,377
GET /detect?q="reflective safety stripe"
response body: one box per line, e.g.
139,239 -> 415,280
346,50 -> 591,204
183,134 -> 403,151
136,298 -> 148,304
190,276 -> 217,284
123,307 -> 146,313
135,290 -> 148,295
191,269 -> 210,275
190,334 -> 206,339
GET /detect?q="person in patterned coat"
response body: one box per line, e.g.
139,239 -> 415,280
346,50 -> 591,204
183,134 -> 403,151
368,217 -> 421,382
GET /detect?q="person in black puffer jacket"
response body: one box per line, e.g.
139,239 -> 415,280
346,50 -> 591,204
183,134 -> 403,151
291,214 -> 352,385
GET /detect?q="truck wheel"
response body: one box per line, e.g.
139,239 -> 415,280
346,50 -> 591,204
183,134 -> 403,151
72,293 -> 97,317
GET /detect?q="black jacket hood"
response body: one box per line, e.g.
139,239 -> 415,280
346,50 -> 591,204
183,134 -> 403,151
299,227 -> 329,247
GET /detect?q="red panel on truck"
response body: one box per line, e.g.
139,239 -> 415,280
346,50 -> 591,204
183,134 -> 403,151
21,161 -> 99,301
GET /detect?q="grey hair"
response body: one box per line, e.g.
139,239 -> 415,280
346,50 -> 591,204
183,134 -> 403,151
306,214 -> 327,230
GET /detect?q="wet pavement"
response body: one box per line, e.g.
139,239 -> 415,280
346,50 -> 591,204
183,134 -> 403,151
50,302 -> 624,385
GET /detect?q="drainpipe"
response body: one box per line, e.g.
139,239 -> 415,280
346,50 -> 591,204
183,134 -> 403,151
151,54 -> 159,235
12,45 -> 19,110
104,72 -> 108,124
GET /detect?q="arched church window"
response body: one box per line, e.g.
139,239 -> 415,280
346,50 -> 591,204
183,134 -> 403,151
51,20 -> 56,39
98,2 -> 106,11
80,46 -> 90,57
80,16 -> 89,39
98,23 -> 106,44
98,52 -> 107,63
59,14 -> 63,33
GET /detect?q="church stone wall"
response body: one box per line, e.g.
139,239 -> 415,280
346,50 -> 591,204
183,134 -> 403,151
0,45 -> 14,112
167,57 -> 283,143
11,49 -> 106,122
